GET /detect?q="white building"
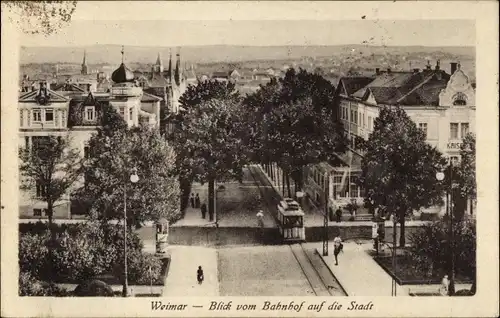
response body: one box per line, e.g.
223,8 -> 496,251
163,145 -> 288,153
304,61 -> 476,216
18,48 -> 162,219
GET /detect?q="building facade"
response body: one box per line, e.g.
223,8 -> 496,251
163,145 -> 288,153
304,61 -> 476,215
18,49 -> 164,219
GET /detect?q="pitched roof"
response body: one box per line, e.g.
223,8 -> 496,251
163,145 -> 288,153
19,88 -> 69,103
141,92 -> 163,102
148,74 -> 170,87
50,83 -> 86,92
338,76 -> 374,96
352,70 -> 450,105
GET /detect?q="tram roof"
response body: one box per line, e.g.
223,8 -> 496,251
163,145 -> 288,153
278,206 -> 305,216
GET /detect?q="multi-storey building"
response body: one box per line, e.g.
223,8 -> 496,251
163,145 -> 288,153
304,61 -> 476,216
18,48 -> 168,219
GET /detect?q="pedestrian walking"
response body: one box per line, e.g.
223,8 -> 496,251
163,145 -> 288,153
195,193 -> 201,209
440,275 -> 450,296
333,235 -> 343,266
197,266 -> 204,285
190,193 -> 195,208
200,203 -> 207,219
335,208 -> 342,223
256,210 -> 264,228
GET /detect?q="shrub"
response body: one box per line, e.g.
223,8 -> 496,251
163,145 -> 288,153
73,279 -> 114,297
112,250 -> 163,285
19,221 -> 144,283
409,218 -> 476,279
19,232 -> 50,278
19,272 -> 70,296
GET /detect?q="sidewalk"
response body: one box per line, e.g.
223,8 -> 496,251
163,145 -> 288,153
162,246 -> 219,296
310,241 -> 409,296
172,168 -> 276,228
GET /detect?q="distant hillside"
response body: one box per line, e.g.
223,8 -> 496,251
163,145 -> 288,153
20,44 -> 475,65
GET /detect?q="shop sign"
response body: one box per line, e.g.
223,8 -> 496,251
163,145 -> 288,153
447,141 -> 462,150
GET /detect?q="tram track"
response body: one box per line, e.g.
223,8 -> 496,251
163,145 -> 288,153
289,243 -> 333,296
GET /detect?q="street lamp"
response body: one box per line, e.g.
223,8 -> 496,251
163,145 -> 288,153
123,167 -> 139,297
436,161 -> 455,296
322,171 -> 329,256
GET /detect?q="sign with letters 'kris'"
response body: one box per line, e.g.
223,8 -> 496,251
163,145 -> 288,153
447,141 -> 462,150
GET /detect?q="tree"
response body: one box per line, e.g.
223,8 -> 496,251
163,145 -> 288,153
174,79 -> 243,214
2,1 -> 77,35
245,68 -> 347,195
173,98 -> 249,221
179,80 -> 240,111
77,125 -> 181,227
409,218 -> 476,294
19,136 -> 82,228
360,107 -> 446,246
456,133 -> 476,219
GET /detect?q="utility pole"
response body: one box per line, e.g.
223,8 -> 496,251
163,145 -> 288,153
449,160 -> 455,296
322,171 -> 329,256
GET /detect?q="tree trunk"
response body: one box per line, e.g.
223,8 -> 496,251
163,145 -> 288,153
270,163 -> 275,181
286,172 -> 292,198
399,217 -> 406,247
282,168 -> 285,196
297,168 -> 304,192
208,177 -> 215,222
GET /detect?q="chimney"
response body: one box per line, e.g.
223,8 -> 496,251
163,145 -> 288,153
435,59 -> 440,70
87,83 -> 92,92
387,68 -> 392,74
426,60 -> 432,70
375,68 -> 380,75
413,68 -> 420,73
450,62 -> 458,75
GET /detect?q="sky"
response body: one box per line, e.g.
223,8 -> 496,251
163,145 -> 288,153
19,1 -> 476,48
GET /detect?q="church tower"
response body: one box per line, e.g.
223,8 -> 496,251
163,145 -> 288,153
152,52 -> 164,74
174,48 -> 182,86
168,49 -> 174,83
81,50 -> 89,75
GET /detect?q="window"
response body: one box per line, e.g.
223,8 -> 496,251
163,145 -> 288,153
61,111 -> 66,127
45,109 -> 54,122
363,113 -> 366,127
36,180 -> 46,198
368,116 -> 373,130
119,107 -> 125,118
450,156 -> 460,165
33,209 -> 42,216
25,137 -> 29,148
33,109 -> 42,122
450,123 -> 459,139
20,111 -> 24,127
461,123 -> 469,138
452,92 -> 467,106
418,123 -> 428,138
129,108 -> 133,120
84,146 -> 90,159
84,106 -> 96,121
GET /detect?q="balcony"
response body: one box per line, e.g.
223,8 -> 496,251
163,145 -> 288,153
110,86 -> 142,98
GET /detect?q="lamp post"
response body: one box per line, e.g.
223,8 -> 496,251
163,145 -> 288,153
391,213 -> 397,296
436,160 -> 455,296
123,167 -> 139,297
322,171 -> 329,256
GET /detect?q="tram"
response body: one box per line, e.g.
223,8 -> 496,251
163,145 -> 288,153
277,198 -> 306,242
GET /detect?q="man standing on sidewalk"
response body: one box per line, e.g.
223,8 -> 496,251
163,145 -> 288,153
333,236 -> 343,266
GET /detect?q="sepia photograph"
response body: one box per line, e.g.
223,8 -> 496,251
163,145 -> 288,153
1,1 -> 498,317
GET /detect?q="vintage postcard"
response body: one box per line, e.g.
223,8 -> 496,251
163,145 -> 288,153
1,1 -> 498,317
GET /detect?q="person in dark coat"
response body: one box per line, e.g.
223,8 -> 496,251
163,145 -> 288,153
335,208 -> 342,223
197,266 -> 204,284
190,193 -> 195,208
195,193 -> 201,209
200,203 -> 207,219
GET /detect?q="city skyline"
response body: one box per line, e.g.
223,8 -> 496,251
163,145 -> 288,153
21,19 -> 475,48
